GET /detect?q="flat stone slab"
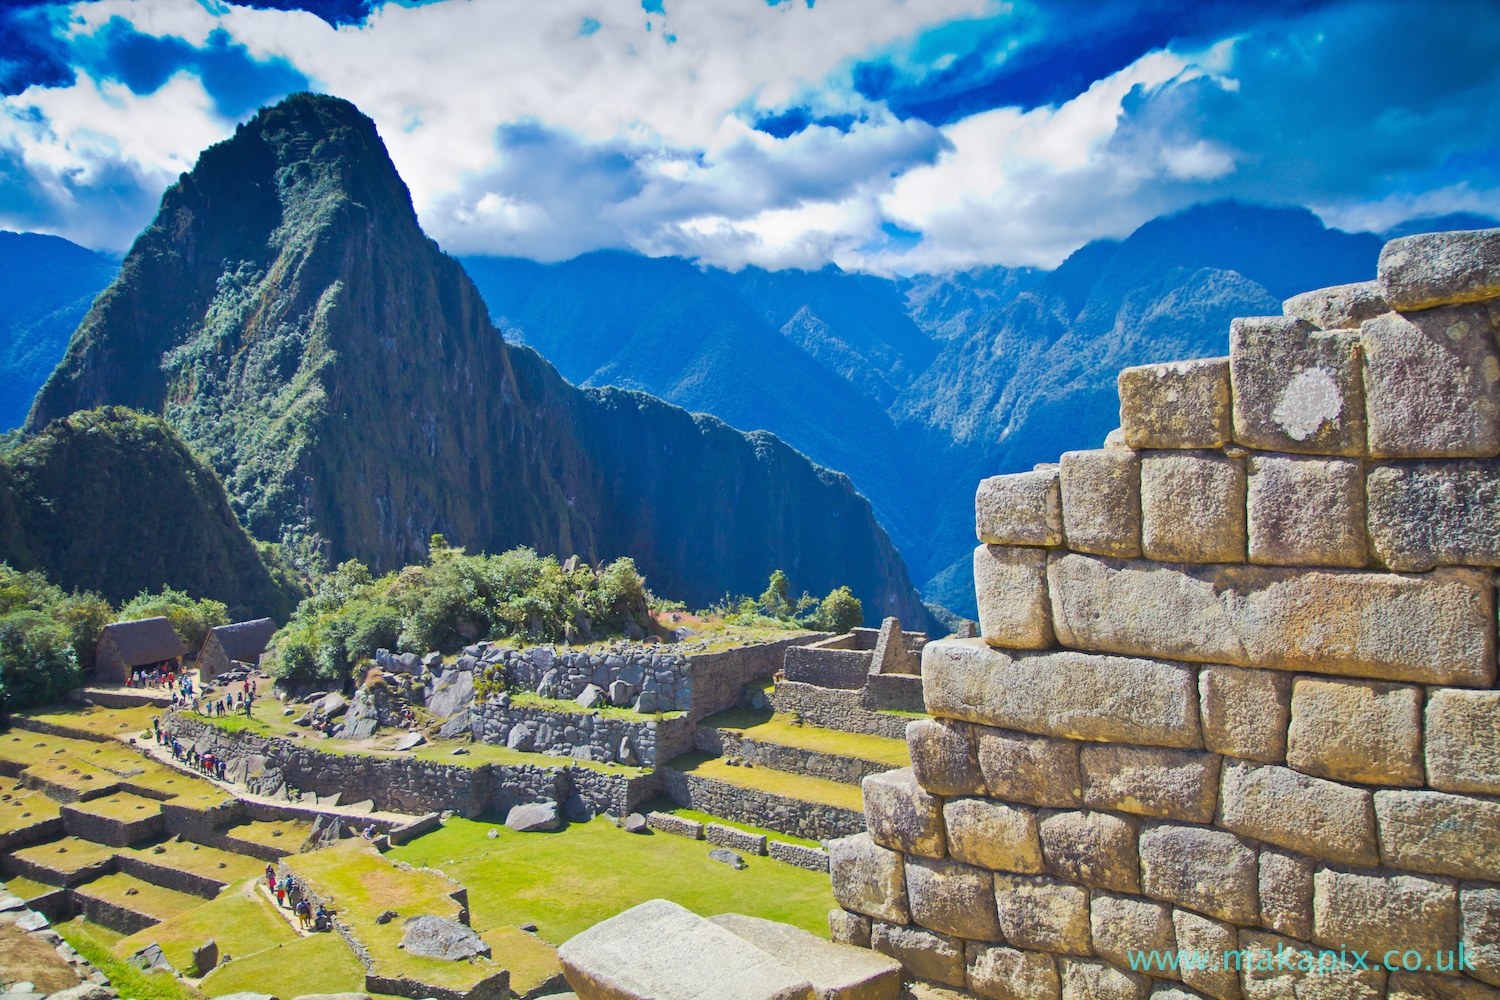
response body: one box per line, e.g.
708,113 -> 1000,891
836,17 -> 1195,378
393,732 -> 426,751
558,898 -> 815,1000
507,801 -> 560,833
400,914 -> 490,961
710,913 -> 903,1000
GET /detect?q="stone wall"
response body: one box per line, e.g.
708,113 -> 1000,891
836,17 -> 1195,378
469,700 -> 694,767
693,727 -> 893,786
685,633 -> 828,721
768,680 -> 912,740
662,767 -> 864,842
829,228 -> 1500,999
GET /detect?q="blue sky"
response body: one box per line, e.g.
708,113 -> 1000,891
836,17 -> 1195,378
0,0 -> 1496,271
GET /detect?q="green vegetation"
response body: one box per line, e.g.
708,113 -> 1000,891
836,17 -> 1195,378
667,751 -> 866,812
699,570 -> 863,635
116,879 -> 299,976
0,564 -> 110,710
199,933 -> 368,998
78,872 -> 203,922
389,814 -> 838,944
58,917 -> 200,1000
641,799 -> 822,850
269,539 -> 652,684
119,586 -> 228,654
701,708 -> 911,768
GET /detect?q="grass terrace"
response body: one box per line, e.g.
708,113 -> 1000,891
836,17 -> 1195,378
58,917 -> 201,1000
19,704 -> 161,739
701,707 -> 912,768
68,790 -> 163,823
1,874 -> 55,901
388,814 -> 837,945
10,835 -> 116,882
199,932 -> 378,998
640,800 -> 823,850
75,871 -> 204,923
122,838 -> 264,884
214,816 -> 313,852
115,878 -> 299,975
0,785 -> 61,835
666,752 -> 866,813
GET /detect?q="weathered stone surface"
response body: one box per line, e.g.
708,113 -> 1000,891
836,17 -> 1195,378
906,856 -> 1004,941
943,797 -> 1043,874
1039,810 -> 1140,893
1284,280 -> 1390,330
1257,848 -> 1314,940
907,718 -> 984,797
1090,891 -> 1177,980
193,938 -> 219,974
1198,666 -> 1292,764
870,921 -> 965,988
1463,884 -> 1500,988
1173,909 -> 1241,1000
1047,554 -> 1497,687
1118,357 -> 1232,450
1362,304 -> 1500,459
1217,760 -> 1378,866
1229,317 -> 1365,456
829,909 -> 872,949
1286,677 -> 1423,786
976,726 -> 1083,808
993,873 -> 1092,956
401,915 -> 491,961
1149,987 -> 1209,1000
1246,454 -> 1367,567
974,545 -> 1055,650
863,768 -> 946,859
1060,449 -> 1142,559
965,942 -> 1059,1000
709,847 -> 748,869
977,470 -> 1064,547
505,801 -> 560,833
1379,228 -> 1500,311
924,640 -> 1202,749
1238,930 -> 1386,1000
829,834 -> 910,924
1079,746 -> 1219,823
710,913 -> 904,1000
1311,866 -> 1458,959
648,812 -> 704,839
1060,957 -> 1150,1000
557,899 -> 814,1000
1388,970 -> 1500,1000
1427,689 -> 1500,795
1140,451 -> 1247,564
1374,790 -> 1500,881
1367,460 -> 1500,571
1139,822 -> 1259,925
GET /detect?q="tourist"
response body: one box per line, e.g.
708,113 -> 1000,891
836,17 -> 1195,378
276,884 -> 286,908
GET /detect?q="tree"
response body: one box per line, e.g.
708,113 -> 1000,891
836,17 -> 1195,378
0,611 -> 79,712
758,570 -> 794,618
119,587 -> 229,653
814,586 -> 863,634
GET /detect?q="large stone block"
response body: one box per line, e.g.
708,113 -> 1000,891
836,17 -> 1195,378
829,909 -> 871,948
1039,810 -> 1141,893
907,718 -> 985,797
1426,689 -> 1500,795
1047,553 -> 1497,687
993,873 -> 1092,956
1388,970 -> 1500,1000
1285,677 -> 1423,787
1217,761 -> 1378,866
1237,930 -> 1387,1000
1198,666 -> 1292,764
923,639 -> 1203,749
1283,280 -> 1389,330
1173,909 -> 1242,1000
556,898 -> 816,1000
870,921 -> 965,988
1311,866 -> 1458,960
1230,316 -> 1365,456
1060,957 -> 1150,1000
906,856 -> 1004,942
1090,891 -> 1178,980
1367,460 -> 1500,571
1140,451 -> 1247,564
1379,228 -> 1500,311
829,833 -> 910,924
1246,454 -> 1367,567
863,768 -> 946,859
1079,745 -> 1219,823
977,470 -> 1064,547
1462,883 -> 1500,988
974,545 -> 1055,650
976,727 -> 1084,808
1374,790 -> 1500,882
943,797 -> 1043,874
1060,449 -> 1143,559
1138,822 -> 1258,926
1118,357 -> 1232,450
1257,848 -> 1314,940
1362,304 -> 1500,458
710,913 -> 904,1000
965,942 -> 1061,1000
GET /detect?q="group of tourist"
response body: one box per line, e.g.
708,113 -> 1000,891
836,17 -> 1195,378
126,665 -> 178,690
266,865 -> 331,930
199,689 -> 255,717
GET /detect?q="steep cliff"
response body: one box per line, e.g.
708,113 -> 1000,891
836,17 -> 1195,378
27,93 -> 934,630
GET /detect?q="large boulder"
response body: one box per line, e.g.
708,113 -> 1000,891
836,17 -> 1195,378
506,801 -> 560,833
709,913 -> 903,1000
400,914 -> 490,961
128,942 -> 175,974
427,669 -> 474,720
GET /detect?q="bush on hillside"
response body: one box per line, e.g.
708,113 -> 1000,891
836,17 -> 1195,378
0,564 -> 112,711
704,572 -> 864,634
119,587 -> 229,654
814,586 -> 864,634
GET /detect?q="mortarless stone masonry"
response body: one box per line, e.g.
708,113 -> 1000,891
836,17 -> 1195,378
829,226 -> 1500,1000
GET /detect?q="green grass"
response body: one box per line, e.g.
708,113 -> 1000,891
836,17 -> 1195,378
508,690 -> 684,722
77,872 -> 205,922
199,931 -> 373,998
0,786 -> 60,834
58,917 -> 204,1000
667,752 -> 866,812
701,710 -> 911,768
1,874 -> 57,900
877,708 -> 930,718
11,835 -> 117,879
68,790 -> 163,822
116,879 -> 300,976
389,814 -> 837,945
640,799 -> 822,850
215,816 -> 313,850
123,839 -> 265,883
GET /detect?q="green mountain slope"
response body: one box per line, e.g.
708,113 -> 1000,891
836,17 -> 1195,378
26,93 -> 935,631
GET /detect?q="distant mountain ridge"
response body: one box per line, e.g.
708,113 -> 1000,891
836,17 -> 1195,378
24,94 -> 936,631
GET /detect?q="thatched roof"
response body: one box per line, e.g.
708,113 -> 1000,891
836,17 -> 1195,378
101,617 -> 186,666
209,618 -> 277,662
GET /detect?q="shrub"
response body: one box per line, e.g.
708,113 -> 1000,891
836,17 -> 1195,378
119,587 -> 229,653
0,563 -> 113,669
812,586 -> 863,634
0,610 -> 79,712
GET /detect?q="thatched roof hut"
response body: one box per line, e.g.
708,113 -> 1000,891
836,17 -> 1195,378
197,618 -> 277,679
94,617 -> 187,684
